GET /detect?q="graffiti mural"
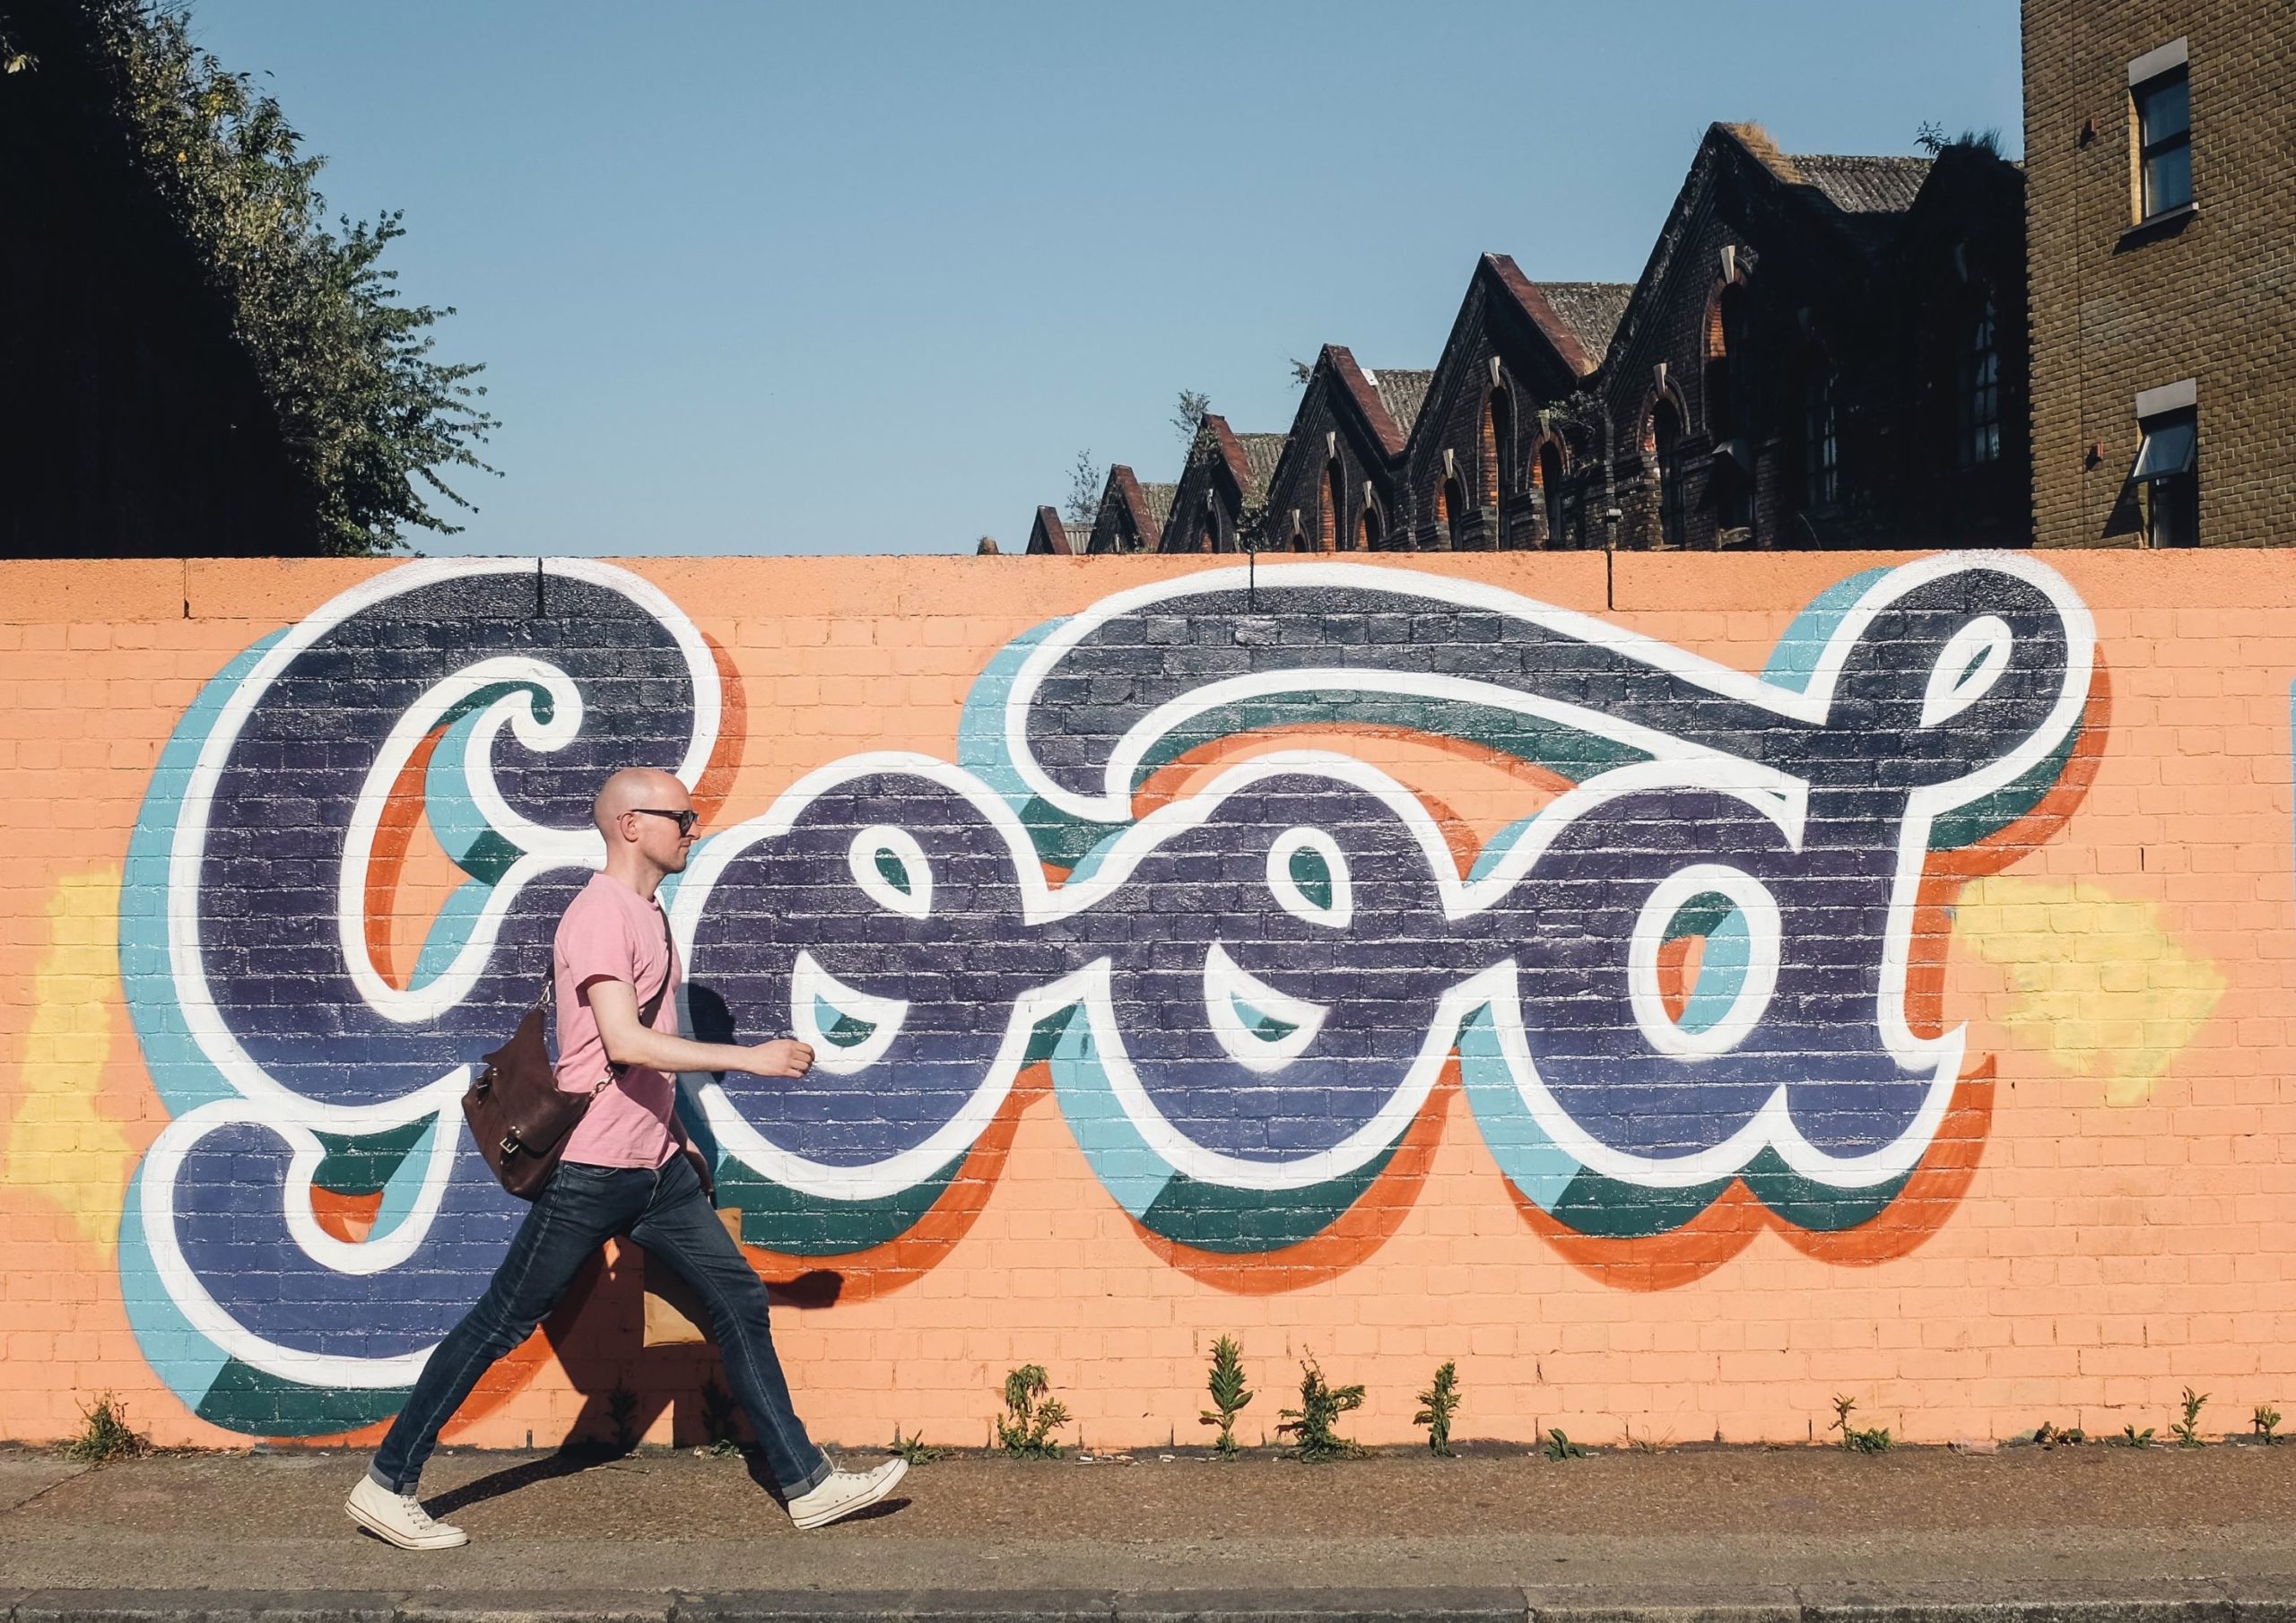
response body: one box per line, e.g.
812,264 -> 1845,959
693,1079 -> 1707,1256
118,552 -> 2094,1432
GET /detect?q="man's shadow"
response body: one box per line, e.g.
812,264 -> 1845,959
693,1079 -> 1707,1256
429,1237 -> 869,1519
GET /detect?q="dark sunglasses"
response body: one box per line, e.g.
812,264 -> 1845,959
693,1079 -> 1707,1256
627,807 -> 700,836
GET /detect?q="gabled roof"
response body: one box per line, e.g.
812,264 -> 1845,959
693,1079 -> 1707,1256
1367,369 -> 1434,441
1026,506 -> 1076,555
1596,123 -> 1939,391
1092,464 -> 1168,551
1324,346 -> 1413,458
1235,431 -> 1285,501
1530,283 -> 1634,370
1475,254 -> 1604,380
1780,153 -> 1934,214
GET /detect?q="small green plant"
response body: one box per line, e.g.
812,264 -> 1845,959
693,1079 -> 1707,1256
890,1427 -> 946,1465
1413,1361 -> 1462,1457
605,1383 -> 641,1453
699,1376 -> 741,1455
1543,1428 -> 1588,1461
2253,1404 -> 2282,1445
996,1365 -> 1071,1459
1830,1394 -> 1893,1454
2117,1423 -> 2156,1448
2032,1420 -> 2086,1448
1276,1352 -> 1365,1462
1197,1335 -> 1254,1456
58,1393 -> 146,1464
2171,1386 -> 2209,1447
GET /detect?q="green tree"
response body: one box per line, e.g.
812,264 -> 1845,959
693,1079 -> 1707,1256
84,0 -> 498,553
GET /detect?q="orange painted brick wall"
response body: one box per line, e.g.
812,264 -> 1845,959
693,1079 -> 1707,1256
0,549 -> 2289,1454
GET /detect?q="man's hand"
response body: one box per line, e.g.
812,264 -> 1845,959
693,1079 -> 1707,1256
745,1037 -> 814,1077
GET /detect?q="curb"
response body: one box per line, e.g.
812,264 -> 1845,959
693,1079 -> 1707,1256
4,1591 -> 2296,1623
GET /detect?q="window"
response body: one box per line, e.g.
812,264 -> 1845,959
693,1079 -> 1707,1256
1488,390 -> 1516,548
2133,406 -> 2198,547
1704,285 -> 1750,439
1441,475 -> 1469,549
1538,440 -> 1565,545
1959,294 -> 2001,468
1358,502 -> 1382,550
1651,401 -> 1685,549
1324,460 -> 1345,551
2134,60 -> 2192,219
1805,368 -> 1839,507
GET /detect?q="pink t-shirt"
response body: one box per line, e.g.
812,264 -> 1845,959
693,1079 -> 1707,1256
553,872 -> 683,1168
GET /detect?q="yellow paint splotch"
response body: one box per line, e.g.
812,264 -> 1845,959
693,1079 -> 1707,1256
1,868 -> 135,1254
1952,874 -> 2225,1106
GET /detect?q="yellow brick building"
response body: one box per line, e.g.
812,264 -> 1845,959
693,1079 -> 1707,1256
2023,1 -> 2296,547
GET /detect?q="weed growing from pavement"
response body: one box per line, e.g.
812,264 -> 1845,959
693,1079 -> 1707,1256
1830,1395 -> 1893,1454
996,1365 -> 1071,1459
58,1393 -> 145,1463
2255,1405 -> 2282,1445
1276,1352 -> 1364,1462
2171,1387 -> 2209,1447
890,1428 -> 946,1465
1198,1336 -> 1253,1457
1413,1361 -> 1460,1457
2116,1424 -> 2156,1447
1543,1428 -> 1587,1461
2031,1420 -> 2087,1447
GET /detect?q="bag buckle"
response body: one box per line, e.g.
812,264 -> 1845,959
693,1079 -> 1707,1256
499,1128 -> 525,1159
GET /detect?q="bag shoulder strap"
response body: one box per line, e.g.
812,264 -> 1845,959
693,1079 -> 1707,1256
608,906 -> 678,1084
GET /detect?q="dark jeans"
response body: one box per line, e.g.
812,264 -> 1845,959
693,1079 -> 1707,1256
370,1152 -> 833,1497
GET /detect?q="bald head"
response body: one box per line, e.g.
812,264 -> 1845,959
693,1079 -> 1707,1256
594,767 -> 690,838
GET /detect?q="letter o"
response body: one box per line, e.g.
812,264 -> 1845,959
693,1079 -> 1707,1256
1625,863 -> 1782,1061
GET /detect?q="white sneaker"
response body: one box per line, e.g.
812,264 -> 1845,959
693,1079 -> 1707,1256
785,1456 -> 908,1530
344,1473 -> 469,1549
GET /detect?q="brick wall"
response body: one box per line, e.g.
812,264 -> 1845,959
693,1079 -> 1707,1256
2023,0 -> 2296,548
1,551 -> 2292,1454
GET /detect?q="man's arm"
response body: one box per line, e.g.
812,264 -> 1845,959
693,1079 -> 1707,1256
586,977 -> 813,1078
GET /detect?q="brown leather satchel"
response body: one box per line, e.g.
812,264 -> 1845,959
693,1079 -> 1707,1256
463,912 -> 674,1201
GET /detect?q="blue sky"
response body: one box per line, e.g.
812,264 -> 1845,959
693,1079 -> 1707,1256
186,2 -> 2024,558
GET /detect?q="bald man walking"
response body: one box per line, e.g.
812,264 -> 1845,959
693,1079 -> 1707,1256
347,768 -> 906,1549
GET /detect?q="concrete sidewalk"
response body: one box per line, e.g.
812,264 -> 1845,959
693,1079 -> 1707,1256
5,1442 -> 2296,1622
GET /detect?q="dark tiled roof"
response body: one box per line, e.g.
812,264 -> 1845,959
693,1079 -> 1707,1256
1366,369 -> 1434,439
1787,153 -> 1933,214
1531,284 -> 1634,369
1236,433 -> 1286,500
1139,482 -> 1176,525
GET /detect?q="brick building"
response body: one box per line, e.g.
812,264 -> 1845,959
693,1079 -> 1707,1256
1035,122 -> 2030,554
1023,466 -> 1175,555
1585,124 -> 2029,551
1397,258 -> 1627,551
1155,415 -> 1286,553
2024,2 -> 2296,547
1260,347 -> 1430,552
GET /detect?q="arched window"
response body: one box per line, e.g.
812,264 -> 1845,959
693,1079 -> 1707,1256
1960,291 -> 2001,468
1537,438 -> 1566,546
1325,460 -> 1346,551
1199,504 -> 1222,553
1358,501 -> 1382,550
1805,363 -> 1839,508
1441,474 -> 1469,550
1711,284 -> 1753,437
1488,390 -> 1517,547
1650,400 -> 1685,549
